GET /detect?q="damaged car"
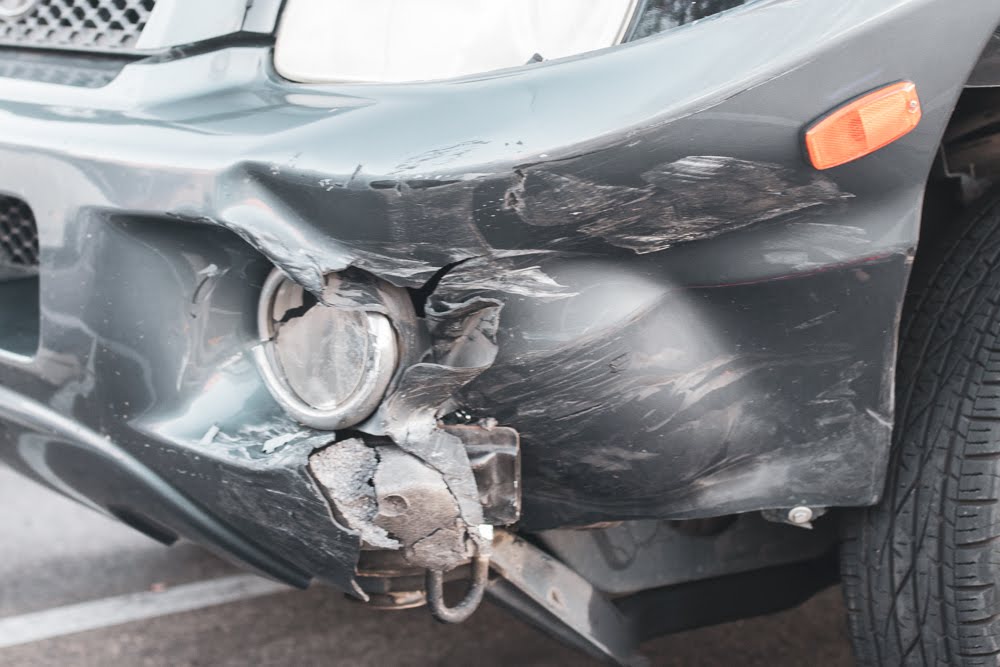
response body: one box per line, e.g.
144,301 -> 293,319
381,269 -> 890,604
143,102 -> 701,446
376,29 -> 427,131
2,0 -> 1000,664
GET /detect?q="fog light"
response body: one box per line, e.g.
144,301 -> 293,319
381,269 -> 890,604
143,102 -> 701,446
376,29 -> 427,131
253,269 -> 404,430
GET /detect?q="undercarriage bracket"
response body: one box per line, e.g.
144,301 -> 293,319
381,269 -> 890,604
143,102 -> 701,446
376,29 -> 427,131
487,530 -> 646,667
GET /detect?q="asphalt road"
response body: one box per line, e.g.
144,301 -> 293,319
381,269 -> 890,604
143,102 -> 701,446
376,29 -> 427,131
0,463 -> 854,666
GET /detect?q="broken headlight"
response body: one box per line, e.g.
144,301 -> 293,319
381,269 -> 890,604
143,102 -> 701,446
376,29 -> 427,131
273,0 -> 641,84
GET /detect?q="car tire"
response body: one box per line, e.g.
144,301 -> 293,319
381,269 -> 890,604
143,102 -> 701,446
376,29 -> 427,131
842,193 -> 1000,666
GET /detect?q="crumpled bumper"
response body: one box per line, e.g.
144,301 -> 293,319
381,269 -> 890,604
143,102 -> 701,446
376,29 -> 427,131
0,0 -> 997,591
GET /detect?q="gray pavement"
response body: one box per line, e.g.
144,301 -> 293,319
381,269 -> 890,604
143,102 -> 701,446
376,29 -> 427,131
0,464 -> 854,666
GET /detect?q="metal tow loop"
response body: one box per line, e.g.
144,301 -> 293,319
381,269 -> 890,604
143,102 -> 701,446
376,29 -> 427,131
426,554 -> 491,624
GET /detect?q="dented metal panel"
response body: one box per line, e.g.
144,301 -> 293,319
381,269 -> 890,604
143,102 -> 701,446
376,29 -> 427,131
0,0 -> 996,592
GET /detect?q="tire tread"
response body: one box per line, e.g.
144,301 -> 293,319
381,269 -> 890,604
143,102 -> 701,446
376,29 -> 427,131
843,194 -> 1000,666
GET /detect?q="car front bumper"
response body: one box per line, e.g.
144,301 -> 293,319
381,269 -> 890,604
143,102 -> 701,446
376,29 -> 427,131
0,0 -> 998,591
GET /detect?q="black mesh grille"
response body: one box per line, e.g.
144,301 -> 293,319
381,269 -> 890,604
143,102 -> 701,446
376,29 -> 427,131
629,0 -> 755,41
0,196 -> 39,268
0,0 -> 156,51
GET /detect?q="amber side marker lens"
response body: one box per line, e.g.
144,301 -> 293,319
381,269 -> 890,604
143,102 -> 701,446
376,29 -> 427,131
805,81 -> 922,170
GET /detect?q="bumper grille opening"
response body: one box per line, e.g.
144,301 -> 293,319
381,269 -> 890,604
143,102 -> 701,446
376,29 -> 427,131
0,0 -> 156,52
0,196 -> 39,268
0,195 -> 39,357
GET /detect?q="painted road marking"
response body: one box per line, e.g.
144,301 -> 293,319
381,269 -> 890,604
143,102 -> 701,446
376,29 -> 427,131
0,575 -> 290,649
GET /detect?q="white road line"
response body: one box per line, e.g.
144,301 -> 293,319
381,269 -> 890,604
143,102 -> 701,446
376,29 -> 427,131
0,574 -> 291,649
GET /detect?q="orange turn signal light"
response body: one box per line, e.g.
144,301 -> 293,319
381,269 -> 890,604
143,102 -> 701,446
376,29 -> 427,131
805,81 -> 922,170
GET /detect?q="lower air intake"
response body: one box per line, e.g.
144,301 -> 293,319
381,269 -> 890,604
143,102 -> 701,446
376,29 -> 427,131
0,195 -> 38,270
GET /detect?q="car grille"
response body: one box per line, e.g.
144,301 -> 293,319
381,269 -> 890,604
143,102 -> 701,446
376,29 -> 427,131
0,196 -> 39,269
629,0 -> 755,41
0,49 -> 125,86
0,0 -> 156,51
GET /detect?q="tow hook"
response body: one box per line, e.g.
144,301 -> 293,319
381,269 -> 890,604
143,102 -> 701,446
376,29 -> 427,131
429,530 -> 646,665
426,554 -> 491,624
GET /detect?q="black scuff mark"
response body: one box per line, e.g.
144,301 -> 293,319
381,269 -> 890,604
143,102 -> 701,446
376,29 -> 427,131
504,168 -> 526,212
390,140 -> 491,174
504,156 -> 853,254
346,164 -> 363,188
370,178 -> 463,191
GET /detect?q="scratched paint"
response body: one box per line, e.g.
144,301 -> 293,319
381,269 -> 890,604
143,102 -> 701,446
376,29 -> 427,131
504,157 -> 851,253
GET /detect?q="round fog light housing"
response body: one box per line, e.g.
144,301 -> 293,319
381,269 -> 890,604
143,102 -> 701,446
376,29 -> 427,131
253,269 -> 401,430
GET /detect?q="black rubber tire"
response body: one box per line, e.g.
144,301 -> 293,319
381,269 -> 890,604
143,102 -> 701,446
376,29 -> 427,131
842,194 -> 1000,666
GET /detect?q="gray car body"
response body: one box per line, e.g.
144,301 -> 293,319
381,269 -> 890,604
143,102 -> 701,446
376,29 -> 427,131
0,0 -> 998,594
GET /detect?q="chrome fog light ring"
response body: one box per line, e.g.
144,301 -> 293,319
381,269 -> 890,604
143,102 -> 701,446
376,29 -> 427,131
254,268 -> 401,431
